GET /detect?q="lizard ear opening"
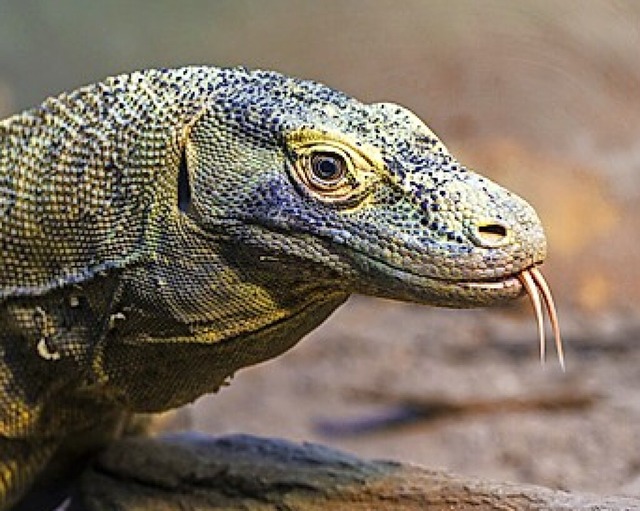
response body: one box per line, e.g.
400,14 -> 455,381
178,147 -> 192,213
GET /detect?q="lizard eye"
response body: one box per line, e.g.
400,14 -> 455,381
310,152 -> 347,189
285,129 -> 382,206
290,146 -> 356,202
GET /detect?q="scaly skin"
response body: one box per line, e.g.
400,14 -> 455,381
0,66 -> 545,509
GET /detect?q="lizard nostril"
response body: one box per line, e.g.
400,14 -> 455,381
479,223 -> 507,237
472,221 -> 510,248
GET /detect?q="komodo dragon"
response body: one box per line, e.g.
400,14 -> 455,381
0,66 -> 561,509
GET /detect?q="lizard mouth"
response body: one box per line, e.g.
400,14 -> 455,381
461,266 -> 564,370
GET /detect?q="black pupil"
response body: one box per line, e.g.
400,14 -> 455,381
313,154 -> 343,181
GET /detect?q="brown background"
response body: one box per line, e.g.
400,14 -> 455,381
2,0 -> 640,496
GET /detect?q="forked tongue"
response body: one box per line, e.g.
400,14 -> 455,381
518,267 -> 565,371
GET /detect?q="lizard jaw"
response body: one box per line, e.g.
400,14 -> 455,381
352,251 -> 564,369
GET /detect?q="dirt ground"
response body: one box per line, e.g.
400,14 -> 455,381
2,0 -> 640,501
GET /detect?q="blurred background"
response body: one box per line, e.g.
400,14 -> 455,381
2,0 -> 640,495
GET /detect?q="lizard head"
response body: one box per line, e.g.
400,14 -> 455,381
278,117 -> 546,309
182,68 -> 547,311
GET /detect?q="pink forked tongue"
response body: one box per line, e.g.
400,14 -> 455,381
518,267 -> 565,371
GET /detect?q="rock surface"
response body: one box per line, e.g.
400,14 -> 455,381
73,434 -> 640,511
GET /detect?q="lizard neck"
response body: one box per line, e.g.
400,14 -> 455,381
97,292 -> 346,412
0,67 -> 225,298
114,212 -> 348,342
93,215 -> 348,411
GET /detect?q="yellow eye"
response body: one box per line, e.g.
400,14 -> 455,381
293,147 -> 355,203
285,128 -> 384,205
309,152 -> 347,189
